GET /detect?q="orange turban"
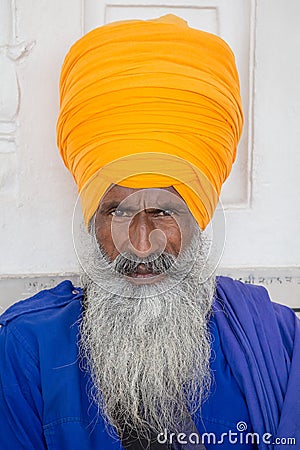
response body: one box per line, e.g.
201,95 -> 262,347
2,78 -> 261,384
57,14 -> 243,230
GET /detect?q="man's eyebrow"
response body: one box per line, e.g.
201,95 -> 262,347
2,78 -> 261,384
98,199 -> 189,213
98,201 -> 141,213
98,200 -> 121,212
155,201 -> 189,211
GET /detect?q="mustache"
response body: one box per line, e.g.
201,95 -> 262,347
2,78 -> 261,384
112,251 -> 176,276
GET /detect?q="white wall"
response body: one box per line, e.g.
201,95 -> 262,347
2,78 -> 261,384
0,0 -> 299,309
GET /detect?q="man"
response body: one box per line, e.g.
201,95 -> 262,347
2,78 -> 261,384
0,15 -> 299,450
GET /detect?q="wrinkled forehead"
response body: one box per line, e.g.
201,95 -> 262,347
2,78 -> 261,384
98,185 -> 190,211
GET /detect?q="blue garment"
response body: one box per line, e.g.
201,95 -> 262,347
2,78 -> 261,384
214,277 -> 300,450
0,277 -> 298,450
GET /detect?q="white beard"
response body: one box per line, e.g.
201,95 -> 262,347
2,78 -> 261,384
78,225 -> 216,441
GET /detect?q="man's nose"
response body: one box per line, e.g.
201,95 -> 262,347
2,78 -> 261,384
128,212 -> 165,257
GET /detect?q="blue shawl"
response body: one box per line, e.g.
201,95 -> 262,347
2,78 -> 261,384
214,276 -> 300,449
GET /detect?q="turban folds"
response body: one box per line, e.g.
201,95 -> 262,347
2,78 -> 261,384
57,14 -> 243,229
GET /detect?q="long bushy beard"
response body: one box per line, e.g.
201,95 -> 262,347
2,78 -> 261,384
79,226 -> 216,441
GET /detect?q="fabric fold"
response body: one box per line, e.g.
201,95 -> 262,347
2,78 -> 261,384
214,276 -> 299,449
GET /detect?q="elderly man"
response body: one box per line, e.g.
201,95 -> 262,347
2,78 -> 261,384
0,15 -> 299,450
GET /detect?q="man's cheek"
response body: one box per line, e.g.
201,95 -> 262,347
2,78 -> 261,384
177,217 -> 196,249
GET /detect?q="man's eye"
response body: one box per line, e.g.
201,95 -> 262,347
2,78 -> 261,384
156,209 -> 174,217
111,209 -> 131,217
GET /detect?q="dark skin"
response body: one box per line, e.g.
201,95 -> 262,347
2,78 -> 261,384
95,185 -> 196,279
